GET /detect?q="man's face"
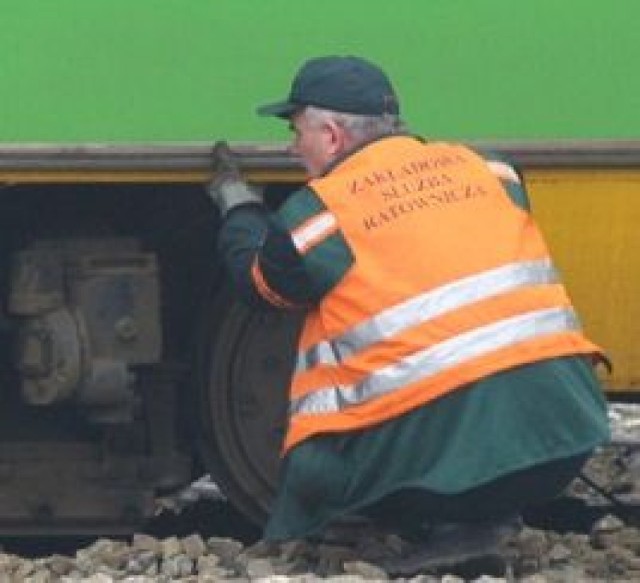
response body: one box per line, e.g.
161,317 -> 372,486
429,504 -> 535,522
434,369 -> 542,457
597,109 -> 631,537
289,110 -> 336,178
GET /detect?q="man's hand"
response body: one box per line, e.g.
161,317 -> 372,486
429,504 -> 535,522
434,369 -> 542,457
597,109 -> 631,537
207,141 -> 263,216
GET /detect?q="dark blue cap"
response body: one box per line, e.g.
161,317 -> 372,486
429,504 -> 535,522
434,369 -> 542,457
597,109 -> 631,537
257,55 -> 400,118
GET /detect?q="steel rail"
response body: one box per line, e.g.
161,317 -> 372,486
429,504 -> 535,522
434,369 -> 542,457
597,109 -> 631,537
0,140 -> 640,172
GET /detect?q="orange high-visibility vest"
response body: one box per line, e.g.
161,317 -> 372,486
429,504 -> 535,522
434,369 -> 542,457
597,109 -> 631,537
283,136 -> 601,453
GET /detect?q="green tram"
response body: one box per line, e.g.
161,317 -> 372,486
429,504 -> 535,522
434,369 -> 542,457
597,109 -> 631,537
0,1 -> 638,534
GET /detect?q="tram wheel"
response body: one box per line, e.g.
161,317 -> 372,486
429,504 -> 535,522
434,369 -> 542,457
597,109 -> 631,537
196,287 -> 302,524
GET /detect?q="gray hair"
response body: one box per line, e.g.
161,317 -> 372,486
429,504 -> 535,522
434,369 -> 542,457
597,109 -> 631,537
303,106 -> 405,145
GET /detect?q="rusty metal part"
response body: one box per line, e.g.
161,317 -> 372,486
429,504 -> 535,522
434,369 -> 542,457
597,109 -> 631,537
0,365 -> 190,536
0,441 -> 154,536
9,239 -> 161,419
17,308 -> 82,405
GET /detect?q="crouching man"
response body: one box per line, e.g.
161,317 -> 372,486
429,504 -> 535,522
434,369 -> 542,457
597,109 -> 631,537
207,55 -> 610,573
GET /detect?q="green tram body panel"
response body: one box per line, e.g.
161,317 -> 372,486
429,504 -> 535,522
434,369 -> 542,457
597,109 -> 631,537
2,0 -> 640,143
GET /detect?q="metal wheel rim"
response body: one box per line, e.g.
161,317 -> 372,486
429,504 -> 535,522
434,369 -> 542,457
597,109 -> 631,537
197,293 -> 301,524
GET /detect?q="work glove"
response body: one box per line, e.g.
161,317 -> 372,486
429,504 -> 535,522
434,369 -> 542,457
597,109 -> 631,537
207,141 -> 263,216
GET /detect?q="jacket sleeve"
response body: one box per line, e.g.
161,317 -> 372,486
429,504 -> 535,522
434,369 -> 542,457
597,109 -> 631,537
216,187 -> 354,310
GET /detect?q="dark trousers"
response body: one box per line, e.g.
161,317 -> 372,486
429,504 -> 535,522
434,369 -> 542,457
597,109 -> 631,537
362,452 -> 591,530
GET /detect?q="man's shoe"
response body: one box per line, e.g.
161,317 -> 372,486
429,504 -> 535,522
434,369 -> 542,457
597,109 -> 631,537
381,514 -> 523,576
311,514 -> 379,546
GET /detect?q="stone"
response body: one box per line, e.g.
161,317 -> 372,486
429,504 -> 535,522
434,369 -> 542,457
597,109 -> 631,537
0,553 -> 16,572
46,554 -> 75,576
160,535 -> 182,558
131,533 -> 160,555
160,554 -> 193,578
14,559 -> 36,579
406,576 -> 440,583
323,577 -> 374,582
181,533 -> 207,559
61,569 -> 85,581
519,575 -> 549,583
343,559 -> 389,580
547,542 -> 572,565
591,513 -> 625,534
196,553 -> 221,572
126,550 -> 157,575
244,557 -> 275,579
206,536 -> 245,563
24,570 -> 52,583
81,574 -> 116,583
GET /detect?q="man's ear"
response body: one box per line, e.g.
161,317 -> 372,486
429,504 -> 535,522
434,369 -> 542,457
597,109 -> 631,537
325,119 -> 346,156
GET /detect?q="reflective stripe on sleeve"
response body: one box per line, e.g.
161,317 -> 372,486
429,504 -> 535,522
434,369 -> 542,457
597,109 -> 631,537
290,306 -> 580,416
291,211 -> 338,254
296,259 -> 559,372
250,257 -> 298,309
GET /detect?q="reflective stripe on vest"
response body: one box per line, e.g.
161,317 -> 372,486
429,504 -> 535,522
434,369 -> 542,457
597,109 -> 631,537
290,305 -> 579,416
296,258 -> 559,372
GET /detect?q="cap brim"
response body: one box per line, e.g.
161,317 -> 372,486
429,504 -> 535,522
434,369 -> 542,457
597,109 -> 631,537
256,100 -> 300,118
